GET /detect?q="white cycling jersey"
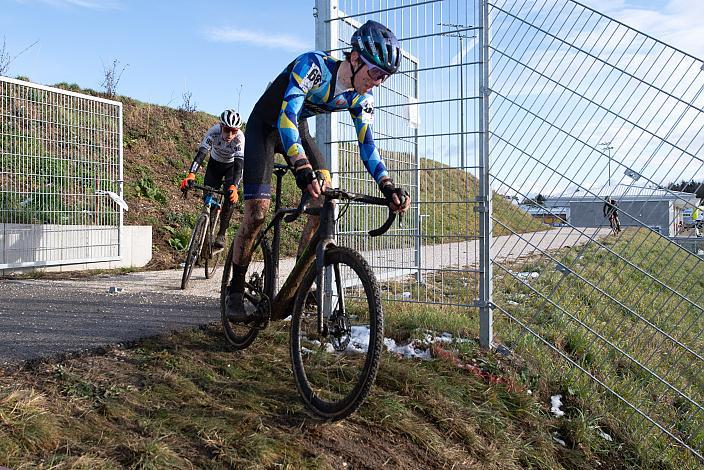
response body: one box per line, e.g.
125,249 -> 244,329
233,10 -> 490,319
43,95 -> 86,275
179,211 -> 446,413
199,124 -> 245,164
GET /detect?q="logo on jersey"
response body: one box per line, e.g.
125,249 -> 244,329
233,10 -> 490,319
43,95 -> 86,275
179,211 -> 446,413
300,63 -> 323,92
361,97 -> 375,124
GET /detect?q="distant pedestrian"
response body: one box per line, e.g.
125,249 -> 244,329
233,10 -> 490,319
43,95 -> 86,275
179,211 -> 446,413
693,203 -> 704,238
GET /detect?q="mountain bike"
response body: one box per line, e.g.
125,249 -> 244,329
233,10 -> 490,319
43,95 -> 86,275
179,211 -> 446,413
220,164 -> 400,420
180,184 -> 229,290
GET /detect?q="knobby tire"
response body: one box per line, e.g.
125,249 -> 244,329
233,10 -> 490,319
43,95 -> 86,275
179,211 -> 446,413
290,246 -> 384,421
221,239 -> 274,349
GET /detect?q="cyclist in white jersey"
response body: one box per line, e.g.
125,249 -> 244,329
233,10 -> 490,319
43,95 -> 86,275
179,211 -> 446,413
180,109 -> 244,249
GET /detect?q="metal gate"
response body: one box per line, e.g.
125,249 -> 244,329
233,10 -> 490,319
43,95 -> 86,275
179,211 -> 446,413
0,77 -> 124,269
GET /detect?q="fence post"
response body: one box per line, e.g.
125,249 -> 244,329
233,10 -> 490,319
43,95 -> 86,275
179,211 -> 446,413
478,0 -> 494,349
315,0 -> 339,319
314,0 -> 339,189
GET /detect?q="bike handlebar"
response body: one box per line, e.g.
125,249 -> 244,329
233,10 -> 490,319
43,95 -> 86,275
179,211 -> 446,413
182,183 -> 230,198
282,188 -> 397,237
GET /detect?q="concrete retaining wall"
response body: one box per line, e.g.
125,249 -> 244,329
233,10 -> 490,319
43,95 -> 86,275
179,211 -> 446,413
0,225 -> 152,275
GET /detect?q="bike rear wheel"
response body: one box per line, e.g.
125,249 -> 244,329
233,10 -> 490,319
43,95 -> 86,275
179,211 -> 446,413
221,238 -> 274,349
205,210 -> 222,278
290,246 -> 383,421
181,214 -> 208,290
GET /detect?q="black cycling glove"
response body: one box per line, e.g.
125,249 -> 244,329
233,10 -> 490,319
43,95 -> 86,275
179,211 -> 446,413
380,179 -> 408,207
294,157 -> 315,190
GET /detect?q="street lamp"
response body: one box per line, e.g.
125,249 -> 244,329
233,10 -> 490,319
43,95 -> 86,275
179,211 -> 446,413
600,141 -> 614,187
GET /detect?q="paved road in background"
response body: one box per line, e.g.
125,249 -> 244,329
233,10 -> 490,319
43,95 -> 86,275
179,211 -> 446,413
0,227 -> 610,366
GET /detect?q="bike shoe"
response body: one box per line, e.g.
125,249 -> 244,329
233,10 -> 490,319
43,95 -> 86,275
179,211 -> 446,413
213,234 -> 226,250
226,292 -> 250,322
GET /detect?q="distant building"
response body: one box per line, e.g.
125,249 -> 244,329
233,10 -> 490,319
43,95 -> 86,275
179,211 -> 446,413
519,186 -> 699,237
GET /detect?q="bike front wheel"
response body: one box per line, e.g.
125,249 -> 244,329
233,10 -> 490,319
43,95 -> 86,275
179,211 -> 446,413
181,214 -> 208,290
290,246 -> 383,421
221,238 -> 274,349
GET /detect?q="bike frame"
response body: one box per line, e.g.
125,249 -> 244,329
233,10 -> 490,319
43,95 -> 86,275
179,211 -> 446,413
247,165 -> 327,323
194,186 -> 226,249
248,165 -> 392,329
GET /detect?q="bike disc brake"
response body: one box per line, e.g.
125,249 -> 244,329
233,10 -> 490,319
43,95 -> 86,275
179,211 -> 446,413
330,313 -> 352,352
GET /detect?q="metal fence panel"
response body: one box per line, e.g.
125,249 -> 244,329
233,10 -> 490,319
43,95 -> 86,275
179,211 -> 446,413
315,0 -> 704,465
0,77 -> 124,269
488,0 -> 704,464
316,0 -> 484,313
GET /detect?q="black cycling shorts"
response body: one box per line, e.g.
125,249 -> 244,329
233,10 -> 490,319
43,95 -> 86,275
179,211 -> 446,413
242,113 -> 323,200
203,158 -> 239,189
203,158 -> 242,207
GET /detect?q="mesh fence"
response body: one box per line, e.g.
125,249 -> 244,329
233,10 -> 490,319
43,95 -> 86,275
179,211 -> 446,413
314,0 -> 704,465
488,0 -> 704,464
0,77 -> 123,269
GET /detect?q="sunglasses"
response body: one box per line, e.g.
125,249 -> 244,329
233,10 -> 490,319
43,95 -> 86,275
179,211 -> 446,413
359,55 -> 391,82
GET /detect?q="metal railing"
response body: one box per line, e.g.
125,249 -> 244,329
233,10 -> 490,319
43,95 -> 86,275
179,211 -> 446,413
0,77 -> 124,269
316,0 -> 485,313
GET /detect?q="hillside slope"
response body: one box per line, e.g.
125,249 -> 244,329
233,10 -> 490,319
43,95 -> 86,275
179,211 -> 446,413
54,86 -> 545,270
0,324 -> 642,469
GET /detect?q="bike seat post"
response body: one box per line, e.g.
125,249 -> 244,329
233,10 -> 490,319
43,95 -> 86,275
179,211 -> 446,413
273,168 -> 287,214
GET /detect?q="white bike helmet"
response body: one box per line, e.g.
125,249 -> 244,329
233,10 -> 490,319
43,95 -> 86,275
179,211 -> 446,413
219,109 -> 242,129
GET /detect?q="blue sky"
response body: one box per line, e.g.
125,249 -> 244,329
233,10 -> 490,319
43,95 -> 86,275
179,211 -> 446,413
1,0 -> 315,116
2,0 -> 702,119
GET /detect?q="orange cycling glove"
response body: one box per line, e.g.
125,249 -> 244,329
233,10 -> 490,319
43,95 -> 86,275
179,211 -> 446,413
228,185 -> 238,204
180,172 -> 196,191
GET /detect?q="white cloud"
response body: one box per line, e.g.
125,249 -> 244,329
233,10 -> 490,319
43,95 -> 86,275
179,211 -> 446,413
590,0 -> 704,59
203,27 -> 308,52
16,0 -> 122,9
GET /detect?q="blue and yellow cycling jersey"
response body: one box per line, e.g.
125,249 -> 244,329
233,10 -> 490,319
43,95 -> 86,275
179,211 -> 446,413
274,51 -> 389,184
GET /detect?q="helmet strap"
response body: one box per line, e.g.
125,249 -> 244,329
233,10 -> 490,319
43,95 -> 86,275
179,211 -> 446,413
349,53 -> 365,87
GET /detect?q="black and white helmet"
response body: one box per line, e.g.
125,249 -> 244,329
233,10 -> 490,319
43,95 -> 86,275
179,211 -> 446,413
219,109 -> 242,129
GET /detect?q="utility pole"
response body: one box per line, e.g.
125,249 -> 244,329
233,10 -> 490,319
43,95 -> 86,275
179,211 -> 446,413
237,84 -> 243,110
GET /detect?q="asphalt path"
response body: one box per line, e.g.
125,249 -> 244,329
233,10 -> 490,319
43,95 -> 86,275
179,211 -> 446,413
0,227 -> 610,366
0,278 -> 219,367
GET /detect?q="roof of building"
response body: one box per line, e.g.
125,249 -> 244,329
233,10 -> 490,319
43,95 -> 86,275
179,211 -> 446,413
544,183 -> 698,205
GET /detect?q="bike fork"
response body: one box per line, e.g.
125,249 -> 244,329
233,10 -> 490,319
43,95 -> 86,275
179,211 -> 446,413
316,198 -> 337,336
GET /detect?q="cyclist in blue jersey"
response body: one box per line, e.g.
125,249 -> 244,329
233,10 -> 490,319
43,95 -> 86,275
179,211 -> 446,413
226,20 -> 411,321
180,109 -> 244,249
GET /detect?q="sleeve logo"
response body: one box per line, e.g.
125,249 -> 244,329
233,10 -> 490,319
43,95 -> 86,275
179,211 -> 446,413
361,97 -> 375,124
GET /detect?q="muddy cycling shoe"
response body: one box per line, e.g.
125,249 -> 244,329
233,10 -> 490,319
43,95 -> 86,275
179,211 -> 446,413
213,234 -> 226,250
226,291 -> 250,322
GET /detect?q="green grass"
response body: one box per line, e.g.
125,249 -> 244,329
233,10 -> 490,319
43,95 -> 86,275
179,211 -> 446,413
377,227 -> 703,468
0,322 -> 639,469
7,228 -> 696,467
